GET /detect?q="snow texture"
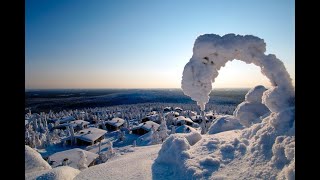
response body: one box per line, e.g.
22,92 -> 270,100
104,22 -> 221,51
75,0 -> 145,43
132,121 -> 160,132
106,118 -> 125,127
75,127 -> 106,142
25,166 -> 80,180
234,85 -> 270,127
175,125 -> 197,134
181,33 -> 294,111
208,115 -> 244,134
49,148 -> 98,170
173,116 -> 194,126
25,145 -> 52,174
154,33 -> 296,179
74,145 -> 161,180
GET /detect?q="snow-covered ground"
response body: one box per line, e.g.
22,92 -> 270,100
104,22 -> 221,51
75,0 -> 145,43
74,145 -> 162,180
74,130 -> 242,180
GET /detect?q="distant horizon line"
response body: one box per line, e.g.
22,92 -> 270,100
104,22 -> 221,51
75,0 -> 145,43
25,87 -> 256,91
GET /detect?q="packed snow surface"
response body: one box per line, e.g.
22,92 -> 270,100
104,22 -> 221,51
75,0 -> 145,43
25,166 -> 80,180
74,145 -> 161,180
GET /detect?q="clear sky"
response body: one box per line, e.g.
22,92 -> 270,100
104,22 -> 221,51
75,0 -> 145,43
25,0 -> 295,89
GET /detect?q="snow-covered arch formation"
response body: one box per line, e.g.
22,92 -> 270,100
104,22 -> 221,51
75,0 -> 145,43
181,34 -> 295,114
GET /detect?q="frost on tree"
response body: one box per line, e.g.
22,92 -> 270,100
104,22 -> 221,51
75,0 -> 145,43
78,150 -> 88,170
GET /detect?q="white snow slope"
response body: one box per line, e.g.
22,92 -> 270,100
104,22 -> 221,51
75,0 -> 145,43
26,166 -> 81,180
25,145 -> 52,174
75,145 -> 162,180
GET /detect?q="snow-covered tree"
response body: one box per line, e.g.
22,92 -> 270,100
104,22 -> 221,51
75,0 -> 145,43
77,151 -> 88,170
151,127 -> 160,145
158,115 -> 169,142
106,141 -> 114,158
35,133 -> 42,148
119,131 -> 125,141
171,126 -> 176,134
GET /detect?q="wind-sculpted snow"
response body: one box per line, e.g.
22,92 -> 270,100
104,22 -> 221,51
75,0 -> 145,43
181,33 -> 294,112
155,33 -> 295,179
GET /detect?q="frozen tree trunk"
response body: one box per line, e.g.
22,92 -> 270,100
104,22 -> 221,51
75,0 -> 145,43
200,111 -> 207,134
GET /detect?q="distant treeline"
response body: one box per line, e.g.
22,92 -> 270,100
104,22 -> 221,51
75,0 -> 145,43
25,88 -> 249,113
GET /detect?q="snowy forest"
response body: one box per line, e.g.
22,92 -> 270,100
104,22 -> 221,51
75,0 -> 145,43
25,33 -> 295,180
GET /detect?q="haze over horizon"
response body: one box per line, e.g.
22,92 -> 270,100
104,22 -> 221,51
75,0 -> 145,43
26,0 -> 294,89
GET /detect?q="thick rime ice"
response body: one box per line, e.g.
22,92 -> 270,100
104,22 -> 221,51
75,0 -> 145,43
234,85 -> 270,127
153,33 -> 296,179
25,145 -> 52,174
181,33 -> 294,111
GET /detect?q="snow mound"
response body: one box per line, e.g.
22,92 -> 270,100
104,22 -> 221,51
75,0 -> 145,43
25,166 -> 80,180
156,134 -> 191,166
25,145 -> 52,174
245,85 -> 267,103
155,130 -> 242,179
208,115 -> 244,134
234,85 -> 270,127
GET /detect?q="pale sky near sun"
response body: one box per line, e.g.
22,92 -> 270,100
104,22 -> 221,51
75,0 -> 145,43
25,0 -> 294,89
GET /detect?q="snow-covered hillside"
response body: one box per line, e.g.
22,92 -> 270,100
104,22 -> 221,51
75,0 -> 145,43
25,33 -> 294,180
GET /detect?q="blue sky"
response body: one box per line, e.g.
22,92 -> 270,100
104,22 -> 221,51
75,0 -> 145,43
25,0 -> 295,89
